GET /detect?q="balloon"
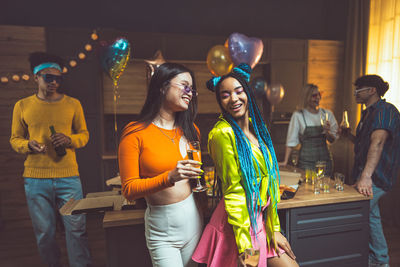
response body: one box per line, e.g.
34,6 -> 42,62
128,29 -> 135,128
224,38 -> 229,48
100,37 -> 131,86
144,50 -> 166,82
206,45 -> 233,76
266,83 -> 285,105
227,33 -> 263,68
250,77 -> 267,97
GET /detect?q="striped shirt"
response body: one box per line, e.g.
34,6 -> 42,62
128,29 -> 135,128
352,99 -> 400,191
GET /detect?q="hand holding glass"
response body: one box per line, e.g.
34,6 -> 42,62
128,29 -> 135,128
187,141 -> 207,192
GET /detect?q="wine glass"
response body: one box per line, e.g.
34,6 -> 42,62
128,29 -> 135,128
187,141 -> 207,192
320,112 -> 328,127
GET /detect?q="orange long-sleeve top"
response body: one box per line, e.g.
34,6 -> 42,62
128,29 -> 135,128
119,122 -> 189,201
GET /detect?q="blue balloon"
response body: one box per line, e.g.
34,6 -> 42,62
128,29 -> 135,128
100,37 -> 131,85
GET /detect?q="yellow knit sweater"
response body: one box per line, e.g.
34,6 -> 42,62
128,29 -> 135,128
10,94 -> 89,178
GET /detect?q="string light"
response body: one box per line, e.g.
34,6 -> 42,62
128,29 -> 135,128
1,29 -> 99,86
91,32 -> 98,41
69,60 -> 77,67
85,44 -> 92,51
78,53 -> 86,60
12,75 -> 20,82
21,74 -> 30,81
1,77 -> 9,84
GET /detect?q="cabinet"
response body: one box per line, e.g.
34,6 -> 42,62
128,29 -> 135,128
280,201 -> 369,266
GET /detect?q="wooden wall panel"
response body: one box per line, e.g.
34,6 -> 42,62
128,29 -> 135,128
307,39 -> 347,177
103,60 -> 148,114
0,26 -> 46,226
103,60 -> 265,115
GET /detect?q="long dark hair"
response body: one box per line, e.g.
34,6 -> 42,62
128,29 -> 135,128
122,62 -> 199,141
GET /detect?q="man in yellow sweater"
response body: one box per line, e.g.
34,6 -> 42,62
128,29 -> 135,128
10,52 -> 91,267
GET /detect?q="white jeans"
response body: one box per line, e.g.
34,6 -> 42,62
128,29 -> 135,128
145,194 -> 203,267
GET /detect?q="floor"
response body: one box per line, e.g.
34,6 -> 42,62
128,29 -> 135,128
0,214 -> 399,266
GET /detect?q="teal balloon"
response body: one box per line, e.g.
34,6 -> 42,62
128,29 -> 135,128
100,37 -> 131,85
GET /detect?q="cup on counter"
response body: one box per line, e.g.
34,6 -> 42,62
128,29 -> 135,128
334,172 -> 345,191
321,176 -> 330,193
311,169 -> 317,185
313,175 -> 321,194
305,168 -> 312,184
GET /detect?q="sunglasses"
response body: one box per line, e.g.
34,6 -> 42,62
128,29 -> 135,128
311,92 -> 321,98
354,87 -> 372,95
39,74 -> 63,84
170,82 -> 198,96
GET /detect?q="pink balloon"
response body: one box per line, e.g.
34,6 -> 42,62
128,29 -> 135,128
228,33 -> 264,68
266,83 -> 285,105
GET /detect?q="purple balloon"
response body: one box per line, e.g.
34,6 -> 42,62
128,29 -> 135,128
228,33 -> 264,68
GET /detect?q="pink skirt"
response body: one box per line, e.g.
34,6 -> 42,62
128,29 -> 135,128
192,199 -> 283,267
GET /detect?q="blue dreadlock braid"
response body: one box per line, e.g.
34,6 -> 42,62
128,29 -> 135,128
223,112 -> 263,234
246,88 -> 281,210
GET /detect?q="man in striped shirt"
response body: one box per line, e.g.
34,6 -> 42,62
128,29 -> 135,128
341,74 -> 400,267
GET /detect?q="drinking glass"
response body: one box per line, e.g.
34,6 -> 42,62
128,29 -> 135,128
204,166 -> 215,196
187,141 -> 207,192
334,172 -> 345,191
320,112 -> 328,127
243,248 -> 260,267
322,176 -> 330,193
313,175 -> 321,194
315,161 -> 326,179
305,168 -> 312,184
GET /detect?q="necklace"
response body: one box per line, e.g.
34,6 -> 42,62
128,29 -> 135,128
154,124 -> 177,144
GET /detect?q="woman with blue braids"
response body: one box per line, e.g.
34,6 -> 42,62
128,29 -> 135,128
192,64 -> 298,267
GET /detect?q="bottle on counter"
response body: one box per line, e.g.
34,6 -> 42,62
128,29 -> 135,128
49,125 -> 66,157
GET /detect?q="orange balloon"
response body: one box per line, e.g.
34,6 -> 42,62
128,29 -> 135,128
206,45 -> 233,76
266,83 -> 285,105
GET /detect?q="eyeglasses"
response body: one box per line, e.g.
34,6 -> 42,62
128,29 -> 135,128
39,74 -> 63,84
354,87 -> 372,95
170,82 -> 198,96
311,92 -> 321,98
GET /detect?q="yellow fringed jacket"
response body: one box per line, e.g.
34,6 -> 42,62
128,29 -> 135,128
208,117 -> 281,254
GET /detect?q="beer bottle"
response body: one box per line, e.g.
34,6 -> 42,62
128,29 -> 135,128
49,125 -> 67,157
340,110 -> 350,135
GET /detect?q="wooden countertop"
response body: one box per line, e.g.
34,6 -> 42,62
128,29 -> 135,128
103,209 -> 145,228
103,181 -> 371,228
277,181 -> 371,209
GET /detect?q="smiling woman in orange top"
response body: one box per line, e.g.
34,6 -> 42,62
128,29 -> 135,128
118,63 -> 203,267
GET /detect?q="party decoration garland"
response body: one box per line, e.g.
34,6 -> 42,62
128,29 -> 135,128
0,30 -> 100,86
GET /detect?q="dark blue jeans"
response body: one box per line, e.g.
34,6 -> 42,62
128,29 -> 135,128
24,177 -> 91,267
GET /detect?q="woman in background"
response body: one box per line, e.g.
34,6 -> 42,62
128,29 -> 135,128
118,63 -> 203,267
280,84 -> 338,176
192,64 -> 298,267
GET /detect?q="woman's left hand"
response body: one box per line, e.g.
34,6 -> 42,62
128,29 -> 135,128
273,232 -> 296,260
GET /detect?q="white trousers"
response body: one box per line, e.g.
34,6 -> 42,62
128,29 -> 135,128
145,194 -> 203,267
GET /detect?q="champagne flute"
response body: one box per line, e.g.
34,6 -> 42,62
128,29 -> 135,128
187,141 -> 207,192
291,151 -> 299,172
320,112 -> 328,127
